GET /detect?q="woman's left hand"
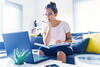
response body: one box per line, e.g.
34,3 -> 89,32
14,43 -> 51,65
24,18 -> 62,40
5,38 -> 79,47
56,40 -> 63,44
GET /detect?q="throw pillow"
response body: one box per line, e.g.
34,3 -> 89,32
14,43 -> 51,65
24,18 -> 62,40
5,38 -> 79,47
72,38 -> 90,54
83,33 -> 100,54
30,36 -> 43,49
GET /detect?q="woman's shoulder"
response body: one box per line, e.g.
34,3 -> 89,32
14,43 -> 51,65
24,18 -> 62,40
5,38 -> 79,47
60,21 -> 69,26
61,21 -> 68,24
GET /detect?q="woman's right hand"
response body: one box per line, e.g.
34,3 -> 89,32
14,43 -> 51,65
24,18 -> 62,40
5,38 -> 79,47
48,21 -> 52,29
44,21 -> 52,46
45,41 -> 49,46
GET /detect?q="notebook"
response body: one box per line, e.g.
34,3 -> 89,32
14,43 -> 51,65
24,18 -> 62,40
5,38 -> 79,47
34,42 -> 71,49
3,31 -> 49,64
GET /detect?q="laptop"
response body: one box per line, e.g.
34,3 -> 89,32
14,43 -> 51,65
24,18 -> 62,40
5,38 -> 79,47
3,31 -> 49,64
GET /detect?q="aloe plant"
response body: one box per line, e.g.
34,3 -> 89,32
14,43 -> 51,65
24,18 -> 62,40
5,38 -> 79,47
13,48 -> 30,65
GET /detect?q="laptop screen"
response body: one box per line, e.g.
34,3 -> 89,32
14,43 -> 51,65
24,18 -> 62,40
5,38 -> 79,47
3,31 -> 34,63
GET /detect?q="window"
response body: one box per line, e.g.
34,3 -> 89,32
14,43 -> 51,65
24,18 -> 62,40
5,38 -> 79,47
3,2 -> 22,33
73,0 -> 100,32
0,0 -> 22,41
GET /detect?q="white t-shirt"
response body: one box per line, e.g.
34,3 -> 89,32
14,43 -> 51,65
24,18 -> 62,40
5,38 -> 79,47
43,21 -> 71,45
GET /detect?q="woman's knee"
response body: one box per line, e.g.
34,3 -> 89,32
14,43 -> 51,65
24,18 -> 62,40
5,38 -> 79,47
57,51 -> 66,57
39,50 -> 45,56
57,51 -> 67,63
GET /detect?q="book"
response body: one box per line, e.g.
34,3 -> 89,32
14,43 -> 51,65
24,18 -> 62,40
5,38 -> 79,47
34,42 -> 71,49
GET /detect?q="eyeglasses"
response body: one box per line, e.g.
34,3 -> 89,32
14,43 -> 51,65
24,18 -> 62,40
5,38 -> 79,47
45,12 -> 53,16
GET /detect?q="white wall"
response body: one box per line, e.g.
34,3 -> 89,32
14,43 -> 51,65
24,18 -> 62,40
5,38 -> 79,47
0,1 -> 3,41
22,0 -> 36,35
8,0 -> 73,34
0,2 -> 3,33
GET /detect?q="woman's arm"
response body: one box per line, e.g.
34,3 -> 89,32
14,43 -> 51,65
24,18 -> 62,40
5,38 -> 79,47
56,32 -> 72,44
44,28 -> 51,45
65,32 -> 72,42
43,22 -> 52,45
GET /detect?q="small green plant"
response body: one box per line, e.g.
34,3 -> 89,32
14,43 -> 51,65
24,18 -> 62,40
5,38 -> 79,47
13,48 -> 30,65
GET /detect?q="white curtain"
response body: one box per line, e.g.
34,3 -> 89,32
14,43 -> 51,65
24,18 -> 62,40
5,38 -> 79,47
74,0 -> 100,32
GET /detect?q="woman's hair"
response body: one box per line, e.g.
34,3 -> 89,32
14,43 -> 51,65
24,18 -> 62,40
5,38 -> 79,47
46,2 -> 58,14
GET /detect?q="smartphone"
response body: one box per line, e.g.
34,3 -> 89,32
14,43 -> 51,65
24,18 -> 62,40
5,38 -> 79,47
45,64 -> 59,67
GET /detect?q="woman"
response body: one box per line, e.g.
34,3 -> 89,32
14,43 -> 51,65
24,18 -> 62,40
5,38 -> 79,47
39,2 -> 73,63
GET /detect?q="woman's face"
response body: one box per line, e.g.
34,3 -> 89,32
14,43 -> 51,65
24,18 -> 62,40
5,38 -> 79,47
45,8 -> 57,21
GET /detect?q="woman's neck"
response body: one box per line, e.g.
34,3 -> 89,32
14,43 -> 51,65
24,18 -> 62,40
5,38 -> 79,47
49,19 -> 61,27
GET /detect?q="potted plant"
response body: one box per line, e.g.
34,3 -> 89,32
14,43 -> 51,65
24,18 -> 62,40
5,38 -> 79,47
12,48 -> 30,67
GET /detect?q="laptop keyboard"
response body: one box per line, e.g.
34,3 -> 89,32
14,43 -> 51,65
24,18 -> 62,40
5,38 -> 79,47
33,54 -> 48,62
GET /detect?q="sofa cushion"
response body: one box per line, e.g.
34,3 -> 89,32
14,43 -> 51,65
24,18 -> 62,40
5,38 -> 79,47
72,32 -> 89,39
67,54 -> 79,64
72,32 -> 98,40
72,38 -> 90,54
0,42 -> 5,49
83,33 -> 100,54
0,49 -> 7,59
30,36 -> 43,49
